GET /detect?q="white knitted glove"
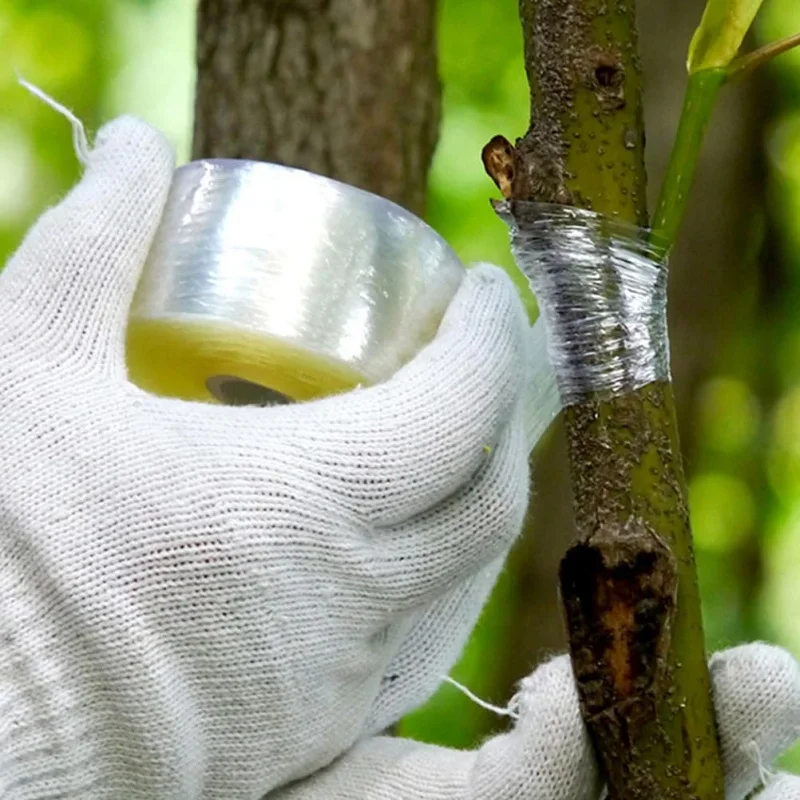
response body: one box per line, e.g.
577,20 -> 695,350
274,644 -> 800,800
0,116 -> 531,797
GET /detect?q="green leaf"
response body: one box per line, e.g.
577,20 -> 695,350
687,0 -> 765,74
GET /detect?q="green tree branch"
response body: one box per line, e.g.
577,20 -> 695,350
483,1 -> 725,796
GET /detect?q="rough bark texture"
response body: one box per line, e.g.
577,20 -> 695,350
483,1 -> 725,797
558,386 -> 719,798
483,0 -> 648,223
192,0 -> 441,218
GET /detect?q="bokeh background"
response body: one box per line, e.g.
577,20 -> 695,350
1,0 -> 799,773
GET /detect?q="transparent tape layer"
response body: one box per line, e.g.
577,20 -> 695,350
523,317 -> 561,452
501,201 -> 670,407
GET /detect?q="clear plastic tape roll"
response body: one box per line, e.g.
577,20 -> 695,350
127,159 -> 467,407
502,200 -> 670,407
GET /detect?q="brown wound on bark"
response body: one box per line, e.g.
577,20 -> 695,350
560,523 -> 678,729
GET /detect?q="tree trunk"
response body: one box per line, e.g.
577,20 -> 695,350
192,0 -> 441,217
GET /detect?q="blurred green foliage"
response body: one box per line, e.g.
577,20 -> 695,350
1,0 -> 800,773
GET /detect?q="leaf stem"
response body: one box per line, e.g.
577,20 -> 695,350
652,31 -> 800,257
651,68 -> 727,256
726,31 -> 800,82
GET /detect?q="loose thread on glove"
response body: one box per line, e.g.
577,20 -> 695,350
497,201 -> 670,406
15,72 -> 91,166
744,740 -> 776,789
443,676 -> 520,721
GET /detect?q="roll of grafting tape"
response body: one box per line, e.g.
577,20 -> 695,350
126,159 -> 466,406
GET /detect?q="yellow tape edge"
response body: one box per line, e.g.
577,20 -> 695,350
126,316 -> 369,404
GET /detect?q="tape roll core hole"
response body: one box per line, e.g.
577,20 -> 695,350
206,375 -> 294,407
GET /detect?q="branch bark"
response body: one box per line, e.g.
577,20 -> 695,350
192,0 -> 441,217
483,2 -> 726,797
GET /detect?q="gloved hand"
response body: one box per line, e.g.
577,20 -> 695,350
0,116 -> 532,797
273,644 -> 800,800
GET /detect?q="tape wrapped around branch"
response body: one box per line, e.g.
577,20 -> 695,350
499,201 -> 670,406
